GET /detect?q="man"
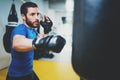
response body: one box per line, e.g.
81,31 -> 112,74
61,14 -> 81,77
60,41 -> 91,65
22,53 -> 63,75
6,1 -> 66,80
6,2 -> 52,80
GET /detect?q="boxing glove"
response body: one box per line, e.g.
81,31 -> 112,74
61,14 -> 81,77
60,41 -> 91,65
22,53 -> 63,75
32,35 -> 66,53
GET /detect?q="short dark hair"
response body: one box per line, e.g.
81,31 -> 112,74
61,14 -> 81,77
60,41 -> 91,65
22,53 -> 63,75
20,2 -> 38,15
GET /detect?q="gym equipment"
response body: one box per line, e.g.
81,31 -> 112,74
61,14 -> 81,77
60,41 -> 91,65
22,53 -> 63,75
3,0 -> 18,53
33,35 -> 66,53
72,0 -> 120,80
34,49 -> 54,59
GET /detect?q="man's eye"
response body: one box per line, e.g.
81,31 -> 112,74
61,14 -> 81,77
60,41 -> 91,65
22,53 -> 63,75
31,13 -> 35,16
37,13 -> 40,16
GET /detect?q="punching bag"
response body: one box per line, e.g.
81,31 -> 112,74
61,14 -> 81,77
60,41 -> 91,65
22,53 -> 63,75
72,0 -> 120,80
3,1 -> 18,53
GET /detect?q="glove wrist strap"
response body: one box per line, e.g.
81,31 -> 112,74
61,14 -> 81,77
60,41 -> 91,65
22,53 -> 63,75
32,39 -> 37,49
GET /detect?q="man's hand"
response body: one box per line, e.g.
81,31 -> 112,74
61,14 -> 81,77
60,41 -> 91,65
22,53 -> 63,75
40,15 -> 53,34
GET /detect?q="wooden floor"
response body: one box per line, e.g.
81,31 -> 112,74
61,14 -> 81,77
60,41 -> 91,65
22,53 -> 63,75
0,60 -> 80,80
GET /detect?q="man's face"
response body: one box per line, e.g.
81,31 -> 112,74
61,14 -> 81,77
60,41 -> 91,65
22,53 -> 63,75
25,7 -> 40,28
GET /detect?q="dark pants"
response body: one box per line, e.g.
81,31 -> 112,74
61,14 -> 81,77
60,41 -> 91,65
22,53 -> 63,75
6,71 -> 39,80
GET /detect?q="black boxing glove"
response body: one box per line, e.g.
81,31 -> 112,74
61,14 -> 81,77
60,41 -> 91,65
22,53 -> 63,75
32,35 -> 66,53
32,36 -> 50,50
40,16 -> 53,34
46,35 -> 66,53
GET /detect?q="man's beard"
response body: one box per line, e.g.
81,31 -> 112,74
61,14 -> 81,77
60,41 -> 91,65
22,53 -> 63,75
26,17 -> 39,28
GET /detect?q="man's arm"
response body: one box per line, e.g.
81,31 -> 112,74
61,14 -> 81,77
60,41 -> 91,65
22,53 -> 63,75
12,35 -> 34,52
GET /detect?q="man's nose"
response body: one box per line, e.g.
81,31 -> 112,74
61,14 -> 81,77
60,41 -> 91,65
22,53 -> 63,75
35,15 -> 39,20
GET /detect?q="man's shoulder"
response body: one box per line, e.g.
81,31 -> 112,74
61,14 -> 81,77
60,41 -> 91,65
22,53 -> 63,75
11,24 -> 27,36
14,24 -> 26,30
12,24 -> 26,33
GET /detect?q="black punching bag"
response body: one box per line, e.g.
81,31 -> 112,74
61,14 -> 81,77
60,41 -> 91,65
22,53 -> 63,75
72,0 -> 120,80
3,1 -> 18,53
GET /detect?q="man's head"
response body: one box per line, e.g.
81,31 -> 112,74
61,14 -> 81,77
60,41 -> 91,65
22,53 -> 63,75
20,2 -> 40,28
20,2 -> 38,15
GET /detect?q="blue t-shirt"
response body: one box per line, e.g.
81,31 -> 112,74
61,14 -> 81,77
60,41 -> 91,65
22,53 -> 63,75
8,24 -> 37,77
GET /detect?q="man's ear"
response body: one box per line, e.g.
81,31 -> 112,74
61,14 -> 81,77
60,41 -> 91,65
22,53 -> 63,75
21,14 -> 25,20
